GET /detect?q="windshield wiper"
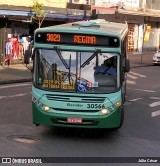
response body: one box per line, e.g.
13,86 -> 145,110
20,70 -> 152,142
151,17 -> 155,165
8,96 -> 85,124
81,49 -> 101,68
68,54 -> 71,83
54,46 -> 69,69
63,54 -> 71,83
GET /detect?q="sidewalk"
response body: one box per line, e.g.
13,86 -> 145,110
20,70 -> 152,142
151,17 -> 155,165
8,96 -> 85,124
128,52 -> 153,68
0,52 -> 154,85
0,63 -> 32,84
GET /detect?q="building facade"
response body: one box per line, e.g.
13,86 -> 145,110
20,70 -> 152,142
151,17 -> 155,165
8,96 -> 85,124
1,0 -> 160,64
93,0 -> 160,53
0,0 -> 91,63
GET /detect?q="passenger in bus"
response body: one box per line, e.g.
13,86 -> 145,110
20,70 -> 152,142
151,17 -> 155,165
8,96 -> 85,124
94,58 -> 117,76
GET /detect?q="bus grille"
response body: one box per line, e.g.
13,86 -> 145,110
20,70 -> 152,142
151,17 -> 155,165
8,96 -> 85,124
51,107 -> 99,113
45,94 -> 105,103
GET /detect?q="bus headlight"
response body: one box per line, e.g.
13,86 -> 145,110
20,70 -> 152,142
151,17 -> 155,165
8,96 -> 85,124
33,98 -> 50,112
101,109 -> 109,115
100,102 -> 121,115
44,106 -> 50,112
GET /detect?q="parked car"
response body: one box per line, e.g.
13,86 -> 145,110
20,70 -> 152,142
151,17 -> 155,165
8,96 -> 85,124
153,50 -> 160,65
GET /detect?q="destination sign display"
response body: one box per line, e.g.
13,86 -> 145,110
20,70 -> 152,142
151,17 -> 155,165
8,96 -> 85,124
35,32 -> 120,47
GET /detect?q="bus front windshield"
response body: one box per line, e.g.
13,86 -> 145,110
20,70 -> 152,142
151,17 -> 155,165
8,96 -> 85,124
34,48 -> 120,94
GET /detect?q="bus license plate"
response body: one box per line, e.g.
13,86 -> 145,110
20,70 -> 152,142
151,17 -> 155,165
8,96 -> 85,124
67,118 -> 82,124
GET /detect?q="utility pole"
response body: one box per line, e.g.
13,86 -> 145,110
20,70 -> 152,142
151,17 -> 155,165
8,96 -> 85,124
141,0 -> 147,62
86,0 -> 90,4
142,0 -> 146,12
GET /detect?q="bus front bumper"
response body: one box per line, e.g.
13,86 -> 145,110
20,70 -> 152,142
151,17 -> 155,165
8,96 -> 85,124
32,103 -> 122,129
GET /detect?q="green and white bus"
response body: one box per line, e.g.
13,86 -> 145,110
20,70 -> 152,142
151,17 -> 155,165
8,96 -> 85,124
31,19 -> 130,129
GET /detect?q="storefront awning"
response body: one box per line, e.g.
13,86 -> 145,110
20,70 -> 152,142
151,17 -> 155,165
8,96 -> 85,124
46,13 -> 87,20
0,9 -> 88,20
92,6 -> 115,14
0,9 -> 33,16
118,9 -> 160,18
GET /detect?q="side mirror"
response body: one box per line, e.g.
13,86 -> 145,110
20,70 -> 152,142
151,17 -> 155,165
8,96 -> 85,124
124,59 -> 130,72
123,59 -> 130,73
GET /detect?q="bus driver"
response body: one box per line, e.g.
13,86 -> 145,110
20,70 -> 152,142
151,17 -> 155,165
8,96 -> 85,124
94,57 -> 117,76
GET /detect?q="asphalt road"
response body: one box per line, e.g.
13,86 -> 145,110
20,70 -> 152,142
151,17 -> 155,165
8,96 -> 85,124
0,65 -> 160,166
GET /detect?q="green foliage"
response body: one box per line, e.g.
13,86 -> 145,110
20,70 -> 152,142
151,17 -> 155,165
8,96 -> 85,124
31,0 -> 46,28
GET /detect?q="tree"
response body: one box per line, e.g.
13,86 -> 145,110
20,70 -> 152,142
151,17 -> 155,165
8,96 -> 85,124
31,0 -> 47,28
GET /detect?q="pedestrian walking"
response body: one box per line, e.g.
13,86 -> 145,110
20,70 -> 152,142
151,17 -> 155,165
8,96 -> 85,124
24,40 -> 34,64
4,39 -> 13,66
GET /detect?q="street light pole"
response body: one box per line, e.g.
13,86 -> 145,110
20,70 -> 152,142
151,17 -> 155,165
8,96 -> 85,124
142,0 -> 146,12
141,0 -> 146,62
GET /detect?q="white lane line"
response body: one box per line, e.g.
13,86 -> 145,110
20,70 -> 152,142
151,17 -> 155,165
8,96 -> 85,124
129,71 -> 146,77
127,74 -> 138,80
135,89 -> 155,93
129,98 -> 142,102
0,92 -> 31,100
149,101 -> 160,107
126,80 -> 136,85
127,88 -> 155,93
150,97 -> 160,100
151,110 -> 160,117
0,96 -> 6,99
0,83 -> 31,89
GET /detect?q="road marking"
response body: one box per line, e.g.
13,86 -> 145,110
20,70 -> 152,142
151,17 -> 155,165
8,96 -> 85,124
135,89 -> 155,93
127,74 -> 138,80
126,80 -> 136,85
149,98 -> 160,117
151,110 -> 160,117
129,98 -> 142,102
0,83 -> 31,89
127,88 -> 155,93
0,92 -> 31,100
150,97 -> 160,100
129,71 -> 146,77
0,96 -> 6,99
149,101 -> 160,107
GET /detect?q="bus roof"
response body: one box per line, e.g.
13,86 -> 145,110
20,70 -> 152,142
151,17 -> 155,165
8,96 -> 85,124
36,19 -> 128,39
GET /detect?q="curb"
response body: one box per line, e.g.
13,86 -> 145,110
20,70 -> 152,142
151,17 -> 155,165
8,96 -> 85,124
130,64 -> 153,69
0,78 -> 32,85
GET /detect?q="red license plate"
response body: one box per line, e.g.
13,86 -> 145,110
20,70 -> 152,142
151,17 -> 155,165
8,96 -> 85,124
67,118 -> 82,124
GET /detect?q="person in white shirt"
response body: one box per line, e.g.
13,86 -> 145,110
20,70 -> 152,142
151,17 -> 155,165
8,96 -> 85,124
4,39 -> 13,66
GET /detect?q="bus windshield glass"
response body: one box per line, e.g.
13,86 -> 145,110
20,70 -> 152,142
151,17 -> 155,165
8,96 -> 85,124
34,48 -> 120,93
